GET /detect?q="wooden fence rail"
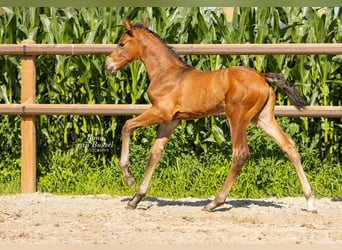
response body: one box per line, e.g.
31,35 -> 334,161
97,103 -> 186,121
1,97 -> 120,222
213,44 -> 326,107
1,43 -> 342,56
0,41 -> 341,193
0,104 -> 342,118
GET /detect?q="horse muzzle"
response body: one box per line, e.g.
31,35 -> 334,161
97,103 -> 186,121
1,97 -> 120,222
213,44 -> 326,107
105,57 -> 117,75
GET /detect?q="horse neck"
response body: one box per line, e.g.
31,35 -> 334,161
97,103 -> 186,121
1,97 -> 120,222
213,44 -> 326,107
139,34 -> 185,80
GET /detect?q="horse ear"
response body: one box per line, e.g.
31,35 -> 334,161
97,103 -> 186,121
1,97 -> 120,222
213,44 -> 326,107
123,17 -> 133,31
143,18 -> 149,28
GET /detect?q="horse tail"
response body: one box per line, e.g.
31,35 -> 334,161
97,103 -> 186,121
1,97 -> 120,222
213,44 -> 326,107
261,72 -> 308,108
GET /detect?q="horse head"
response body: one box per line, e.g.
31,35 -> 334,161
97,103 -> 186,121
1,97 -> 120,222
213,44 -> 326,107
105,18 -> 149,75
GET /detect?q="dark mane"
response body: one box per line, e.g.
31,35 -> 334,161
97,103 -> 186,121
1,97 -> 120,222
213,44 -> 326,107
133,24 -> 191,68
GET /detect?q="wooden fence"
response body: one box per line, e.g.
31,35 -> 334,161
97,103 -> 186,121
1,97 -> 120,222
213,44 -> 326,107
1,40 -> 342,193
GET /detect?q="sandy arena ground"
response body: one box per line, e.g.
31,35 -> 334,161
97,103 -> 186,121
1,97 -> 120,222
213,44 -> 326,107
0,193 -> 341,248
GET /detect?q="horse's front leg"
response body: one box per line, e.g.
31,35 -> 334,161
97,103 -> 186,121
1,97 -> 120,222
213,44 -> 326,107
127,120 -> 179,209
120,120 -> 137,188
120,108 -> 163,188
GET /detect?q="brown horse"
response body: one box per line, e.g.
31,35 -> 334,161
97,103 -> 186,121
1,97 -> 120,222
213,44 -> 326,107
105,18 -> 316,212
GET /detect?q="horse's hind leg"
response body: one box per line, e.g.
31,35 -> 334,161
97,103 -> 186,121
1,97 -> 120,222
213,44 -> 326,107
252,94 -> 316,212
127,120 -> 179,209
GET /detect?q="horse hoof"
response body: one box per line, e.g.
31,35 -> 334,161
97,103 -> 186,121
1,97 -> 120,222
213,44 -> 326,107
202,205 -> 213,212
307,208 -> 318,214
125,202 -> 137,210
124,177 -> 136,189
307,196 -> 317,213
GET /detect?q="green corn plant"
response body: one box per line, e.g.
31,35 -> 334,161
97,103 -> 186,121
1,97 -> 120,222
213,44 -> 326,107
0,7 -> 341,196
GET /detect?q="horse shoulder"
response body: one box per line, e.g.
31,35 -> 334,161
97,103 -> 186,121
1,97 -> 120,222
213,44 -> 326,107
147,67 -> 192,100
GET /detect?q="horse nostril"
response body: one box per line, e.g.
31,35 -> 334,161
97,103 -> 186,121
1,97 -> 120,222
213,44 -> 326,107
107,65 -> 115,74
105,58 -> 116,74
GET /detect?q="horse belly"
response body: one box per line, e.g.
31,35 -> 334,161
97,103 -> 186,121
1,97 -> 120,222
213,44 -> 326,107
174,104 -> 225,120
174,71 -> 225,119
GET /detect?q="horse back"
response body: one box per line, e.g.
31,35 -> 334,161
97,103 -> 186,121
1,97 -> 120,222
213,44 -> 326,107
173,66 -> 269,118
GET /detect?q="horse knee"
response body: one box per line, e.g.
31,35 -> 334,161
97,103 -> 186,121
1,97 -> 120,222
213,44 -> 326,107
148,143 -> 165,164
122,120 -> 132,136
235,147 -> 250,161
232,148 -> 250,170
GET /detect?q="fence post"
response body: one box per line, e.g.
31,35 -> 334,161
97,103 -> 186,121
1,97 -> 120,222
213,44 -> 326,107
21,39 -> 36,193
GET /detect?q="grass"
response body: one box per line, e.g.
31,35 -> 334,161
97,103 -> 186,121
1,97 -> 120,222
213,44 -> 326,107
1,124 -> 341,200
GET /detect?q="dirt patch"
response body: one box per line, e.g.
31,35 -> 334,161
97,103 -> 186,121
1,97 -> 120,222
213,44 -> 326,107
0,193 -> 341,245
